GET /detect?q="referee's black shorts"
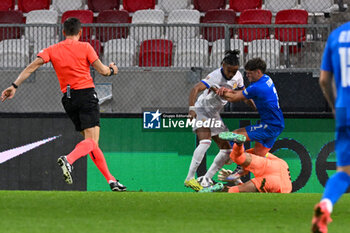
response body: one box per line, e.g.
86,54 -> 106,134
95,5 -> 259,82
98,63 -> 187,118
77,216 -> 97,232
61,88 -> 100,132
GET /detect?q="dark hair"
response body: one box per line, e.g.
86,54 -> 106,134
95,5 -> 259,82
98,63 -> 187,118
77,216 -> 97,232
63,17 -> 81,36
244,58 -> 267,73
222,50 -> 240,66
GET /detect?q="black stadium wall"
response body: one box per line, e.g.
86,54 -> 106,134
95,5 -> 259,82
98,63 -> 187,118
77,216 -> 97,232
0,115 -> 86,191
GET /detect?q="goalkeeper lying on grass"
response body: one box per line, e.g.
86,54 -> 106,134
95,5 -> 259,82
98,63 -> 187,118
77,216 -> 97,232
200,132 -> 292,193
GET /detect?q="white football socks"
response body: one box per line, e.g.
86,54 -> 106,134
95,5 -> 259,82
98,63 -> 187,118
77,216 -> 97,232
186,139 -> 211,181
205,149 -> 231,179
320,198 -> 333,213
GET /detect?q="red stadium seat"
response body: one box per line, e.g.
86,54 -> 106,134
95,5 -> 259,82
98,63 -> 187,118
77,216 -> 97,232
275,9 -> 308,42
123,0 -> 155,13
275,9 -> 308,54
87,0 -> 120,13
18,0 -> 50,13
193,0 -> 226,13
201,9 -> 236,42
238,9 -> 272,42
0,11 -> 24,41
229,0 -> 262,12
96,10 -> 129,42
61,10 -> 94,41
139,39 -> 173,67
0,0 -> 15,11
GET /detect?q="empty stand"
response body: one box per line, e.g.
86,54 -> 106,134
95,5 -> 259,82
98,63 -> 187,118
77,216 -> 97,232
26,10 -> 58,24
87,0 -> 120,12
275,9 -> 308,42
0,11 -> 24,41
0,0 -> 15,11
166,9 -> 200,42
0,39 -> 30,68
61,10 -> 94,24
238,9 -> 272,42
61,10 -> 94,41
174,39 -> 209,67
229,0 -> 262,12
18,0 -> 50,13
247,39 -> 281,69
130,9 -> 164,43
25,10 -> 58,42
96,10 -> 129,42
139,39 -> 173,67
300,0 -> 335,13
264,0 -> 298,13
123,0 -> 155,13
275,9 -> 308,66
201,9 -> 236,42
210,39 -> 244,67
52,0 -> 85,14
158,0 -> 190,13
103,38 -> 138,67
193,0 -> 226,12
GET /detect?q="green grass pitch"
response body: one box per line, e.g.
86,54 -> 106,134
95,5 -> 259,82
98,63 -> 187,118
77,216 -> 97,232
0,191 -> 349,233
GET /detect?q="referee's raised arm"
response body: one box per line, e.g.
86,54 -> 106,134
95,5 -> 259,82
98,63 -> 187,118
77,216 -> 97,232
1,57 -> 44,102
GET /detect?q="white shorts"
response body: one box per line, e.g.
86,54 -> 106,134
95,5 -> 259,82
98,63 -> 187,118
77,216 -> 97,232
192,108 -> 229,136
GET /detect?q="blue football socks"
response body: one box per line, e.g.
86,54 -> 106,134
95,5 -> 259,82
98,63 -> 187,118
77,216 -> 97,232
322,171 -> 350,205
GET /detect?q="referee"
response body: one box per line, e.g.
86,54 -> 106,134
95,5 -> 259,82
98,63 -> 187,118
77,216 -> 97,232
1,18 -> 126,191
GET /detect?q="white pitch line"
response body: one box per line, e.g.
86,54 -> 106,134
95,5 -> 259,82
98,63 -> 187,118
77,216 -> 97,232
0,135 -> 61,164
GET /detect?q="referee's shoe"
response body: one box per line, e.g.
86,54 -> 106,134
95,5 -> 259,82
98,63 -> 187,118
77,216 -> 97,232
109,180 -> 127,191
57,156 -> 73,184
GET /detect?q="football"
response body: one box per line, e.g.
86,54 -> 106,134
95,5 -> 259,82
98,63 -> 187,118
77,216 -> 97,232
197,176 -> 214,188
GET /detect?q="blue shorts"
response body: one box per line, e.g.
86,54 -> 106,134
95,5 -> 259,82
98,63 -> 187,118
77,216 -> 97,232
336,126 -> 350,166
245,123 -> 284,148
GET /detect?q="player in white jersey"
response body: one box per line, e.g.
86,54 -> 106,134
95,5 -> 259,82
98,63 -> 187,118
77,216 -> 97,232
184,50 -> 256,191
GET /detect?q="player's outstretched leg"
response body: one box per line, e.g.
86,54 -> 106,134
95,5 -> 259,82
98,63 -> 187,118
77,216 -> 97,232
219,132 -> 246,144
202,149 -> 231,186
311,202 -> 332,233
57,155 -> 73,184
219,133 -> 246,183
199,182 -> 224,193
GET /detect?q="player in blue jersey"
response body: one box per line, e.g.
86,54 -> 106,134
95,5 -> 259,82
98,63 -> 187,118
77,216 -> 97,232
311,23 -> 350,233
214,58 -> 284,179
215,58 -> 284,156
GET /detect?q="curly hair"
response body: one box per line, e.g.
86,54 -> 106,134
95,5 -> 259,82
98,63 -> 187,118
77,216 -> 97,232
244,58 -> 267,73
222,50 -> 240,66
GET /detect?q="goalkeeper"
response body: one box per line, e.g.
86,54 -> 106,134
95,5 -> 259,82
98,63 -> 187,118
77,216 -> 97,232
201,133 -> 292,193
